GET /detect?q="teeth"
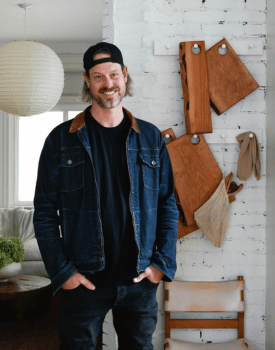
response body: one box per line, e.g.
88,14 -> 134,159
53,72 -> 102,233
103,91 -> 115,95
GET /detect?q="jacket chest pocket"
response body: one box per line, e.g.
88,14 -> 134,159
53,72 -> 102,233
60,153 -> 85,192
139,154 -> 160,191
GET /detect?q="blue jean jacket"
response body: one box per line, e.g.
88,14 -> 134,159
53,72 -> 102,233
33,107 -> 179,294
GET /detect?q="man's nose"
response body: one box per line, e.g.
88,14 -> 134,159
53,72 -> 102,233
104,76 -> 113,89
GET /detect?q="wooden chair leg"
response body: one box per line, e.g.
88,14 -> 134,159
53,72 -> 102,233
238,312 -> 244,338
165,311 -> 171,339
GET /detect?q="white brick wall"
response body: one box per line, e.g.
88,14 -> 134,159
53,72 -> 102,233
103,0 -> 267,349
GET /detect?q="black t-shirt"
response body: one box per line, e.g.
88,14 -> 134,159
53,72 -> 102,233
85,109 -> 138,287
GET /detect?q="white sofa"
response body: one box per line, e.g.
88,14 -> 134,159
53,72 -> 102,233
0,207 -> 48,278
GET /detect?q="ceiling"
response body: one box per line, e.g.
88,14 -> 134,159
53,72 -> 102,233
0,0 -> 103,44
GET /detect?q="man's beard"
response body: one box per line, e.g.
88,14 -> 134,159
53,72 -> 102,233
90,86 -> 125,109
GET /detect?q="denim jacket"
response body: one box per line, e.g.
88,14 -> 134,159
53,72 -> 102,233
33,107 -> 179,294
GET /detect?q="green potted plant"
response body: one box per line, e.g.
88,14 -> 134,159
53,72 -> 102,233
0,236 -> 25,281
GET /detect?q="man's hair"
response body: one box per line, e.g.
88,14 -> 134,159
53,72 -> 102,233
81,48 -> 134,103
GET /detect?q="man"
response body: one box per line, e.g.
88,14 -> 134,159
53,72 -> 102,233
33,42 -> 178,350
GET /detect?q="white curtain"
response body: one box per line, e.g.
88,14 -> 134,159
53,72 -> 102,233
0,111 -> 16,208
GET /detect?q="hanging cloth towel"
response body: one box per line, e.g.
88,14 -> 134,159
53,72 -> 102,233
194,178 -> 230,248
236,131 -> 261,181
194,132 -> 243,248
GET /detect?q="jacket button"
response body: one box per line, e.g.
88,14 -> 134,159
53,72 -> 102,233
151,160 -> 156,166
68,160 -> 72,165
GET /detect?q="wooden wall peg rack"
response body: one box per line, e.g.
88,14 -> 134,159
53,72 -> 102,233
163,128 -> 263,144
154,39 -> 263,56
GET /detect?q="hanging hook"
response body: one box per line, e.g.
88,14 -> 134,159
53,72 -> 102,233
218,43 -> 227,56
191,44 -> 200,55
249,133 -> 254,138
190,134 -> 200,144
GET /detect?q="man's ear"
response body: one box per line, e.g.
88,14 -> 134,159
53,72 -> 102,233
83,72 -> 90,88
123,66 -> 128,83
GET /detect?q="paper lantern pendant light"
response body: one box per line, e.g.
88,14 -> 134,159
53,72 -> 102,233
0,4 -> 64,116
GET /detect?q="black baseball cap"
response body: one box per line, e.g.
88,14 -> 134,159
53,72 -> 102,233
83,42 -> 124,72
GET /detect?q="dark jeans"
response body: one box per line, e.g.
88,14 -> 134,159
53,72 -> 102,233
58,278 -> 159,350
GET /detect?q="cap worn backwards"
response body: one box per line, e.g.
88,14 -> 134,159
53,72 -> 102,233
83,42 -> 124,72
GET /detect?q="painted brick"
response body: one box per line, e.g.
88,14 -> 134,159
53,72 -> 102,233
218,264 -> 266,277
222,239 -> 266,253
216,111 -> 265,127
174,264 -> 227,280
115,0 -> 144,11
241,98 -> 266,113
246,290 -> 266,305
226,10 -> 266,23
228,213 -> 266,227
159,0 -> 204,11
231,201 -> 266,214
103,0 -> 113,15
203,252 -> 265,266
226,226 -> 265,240
115,23 -> 148,36
103,15 -> 113,27
201,23 -> 245,37
183,11 -> 227,24
245,0 -> 267,11
124,49 -> 152,64
201,0 -> 245,11
245,277 -> 266,291
114,34 -> 143,48
244,88 -> 265,101
143,11 -> 184,24
176,252 -> 204,265
243,24 -> 267,36
115,11 -> 142,23
155,23 -> 203,37
246,304 -> 266,319
237,187 -> 265,201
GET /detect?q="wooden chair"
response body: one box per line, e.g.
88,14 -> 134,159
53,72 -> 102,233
164,276 -> 250,349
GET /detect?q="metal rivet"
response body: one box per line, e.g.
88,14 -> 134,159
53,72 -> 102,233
68,160 -> 72,165
151,160 -> 156,166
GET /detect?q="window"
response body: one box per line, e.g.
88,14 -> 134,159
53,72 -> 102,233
16,110 -> 82,205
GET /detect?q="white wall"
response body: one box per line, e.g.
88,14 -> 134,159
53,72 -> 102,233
104,0 -> 267,349
265,0 -> 275,348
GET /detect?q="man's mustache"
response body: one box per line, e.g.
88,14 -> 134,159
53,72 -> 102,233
98,87 -> 119,93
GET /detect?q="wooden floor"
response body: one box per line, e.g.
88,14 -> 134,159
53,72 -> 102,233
0,295 -> 61,350
0,295 -> 103,350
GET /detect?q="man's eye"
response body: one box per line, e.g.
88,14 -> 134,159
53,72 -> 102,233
95,75 -> 102,80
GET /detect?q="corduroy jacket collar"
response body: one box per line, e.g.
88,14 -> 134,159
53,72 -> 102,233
69,106 -> 140,134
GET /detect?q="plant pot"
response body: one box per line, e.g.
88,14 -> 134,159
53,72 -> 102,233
0,262 -> 22,282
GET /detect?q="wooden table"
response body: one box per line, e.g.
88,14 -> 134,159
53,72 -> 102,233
0,275 -> 51,320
